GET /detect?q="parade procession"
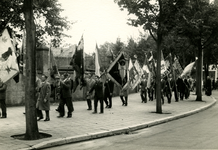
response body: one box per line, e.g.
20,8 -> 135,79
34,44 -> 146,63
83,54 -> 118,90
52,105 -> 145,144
1,0 -> 218,149
0,25 -> 204,120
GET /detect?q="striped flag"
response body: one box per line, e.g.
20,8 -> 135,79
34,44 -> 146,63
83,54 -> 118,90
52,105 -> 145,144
0,28 -> 19,83
95,43 -> 101,77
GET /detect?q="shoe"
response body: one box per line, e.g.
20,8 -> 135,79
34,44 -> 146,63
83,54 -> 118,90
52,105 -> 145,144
99,112 -> 103,114
87,108 -> 92,110
1,116 -> 6,119
67,115 -> 72,118
37,117 -> 43,121
105,105 -> 109,108
108,106 -> 111,108
44,118 -> 50,121
57,115 -> 64,118
92,112 -> 97,114
55,109 -> 59,112
122,103 -> 125,106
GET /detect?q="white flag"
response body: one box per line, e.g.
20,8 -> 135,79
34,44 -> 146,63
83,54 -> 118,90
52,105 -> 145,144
95,43 -> 100,77
0,28 -> 19,83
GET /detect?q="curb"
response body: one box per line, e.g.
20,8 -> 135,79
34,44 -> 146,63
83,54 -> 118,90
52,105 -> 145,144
20,98 -> 217,150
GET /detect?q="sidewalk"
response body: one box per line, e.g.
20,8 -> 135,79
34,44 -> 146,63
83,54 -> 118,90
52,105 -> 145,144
0,92 -> 216,150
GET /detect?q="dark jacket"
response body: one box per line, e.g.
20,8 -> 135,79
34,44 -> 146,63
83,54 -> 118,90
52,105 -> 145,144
140,80 -> 147,91
0,83 -> 7,100
104,79 -> 114,96
89,81 -> 103,99
60,78 -> 72,98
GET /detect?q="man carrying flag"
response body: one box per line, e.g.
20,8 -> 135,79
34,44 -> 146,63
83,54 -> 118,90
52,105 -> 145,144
70,35 -> 85,92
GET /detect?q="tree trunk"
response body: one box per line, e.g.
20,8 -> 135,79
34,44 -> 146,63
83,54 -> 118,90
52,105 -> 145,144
196,39 -> 203,101
24,0 -> 40,140
156,37 -> 162,113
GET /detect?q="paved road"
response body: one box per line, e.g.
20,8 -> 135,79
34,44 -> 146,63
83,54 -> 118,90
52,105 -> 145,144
44,91 -> 218,150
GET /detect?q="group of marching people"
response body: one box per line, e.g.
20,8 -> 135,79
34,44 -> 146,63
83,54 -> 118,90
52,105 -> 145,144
139,75 -> 194,105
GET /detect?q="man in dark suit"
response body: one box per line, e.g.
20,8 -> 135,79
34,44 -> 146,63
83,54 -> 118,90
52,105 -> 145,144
161,78 -> 166,104
170,77 -> 179,102
177,76 -> 186,100
104,78 -> 114,108
140,74 -> 147,103
58,73 -> 74,118
88,75 -> 104,114
164,76 -> 172,104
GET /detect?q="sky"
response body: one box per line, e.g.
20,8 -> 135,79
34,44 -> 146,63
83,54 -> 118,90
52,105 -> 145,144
58,0 -> 145,54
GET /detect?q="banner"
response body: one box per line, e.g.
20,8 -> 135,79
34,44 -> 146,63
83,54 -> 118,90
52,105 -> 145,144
180,62 -> 195,77
173,56 -> 183,77
130,60 -> 143,89
95,43 -> 100,77
0,28 -> 19,83
107,51 -> 128,88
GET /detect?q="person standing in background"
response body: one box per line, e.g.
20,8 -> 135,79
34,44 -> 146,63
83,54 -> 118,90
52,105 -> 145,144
37,74 -> 51,121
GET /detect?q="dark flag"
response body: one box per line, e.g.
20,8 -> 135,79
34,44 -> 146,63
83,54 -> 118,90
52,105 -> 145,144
107,51 -> 128,88
70,35 -> 85,92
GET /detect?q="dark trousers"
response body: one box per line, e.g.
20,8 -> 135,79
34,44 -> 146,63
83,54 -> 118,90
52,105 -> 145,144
0,99 -> 6,117
166,91 -> 172,103
37,108 -> 43,118
179,89 -> 185,100
94,97 -> 104,113
37,109 -> 49,120
59,97 -> 74,117
140,90 -> 147,103
148,88 -> 154,101
87,99 -> 92,109
104,94 -> 112,108
173,90 -> 179,101
120,96 -> 128,106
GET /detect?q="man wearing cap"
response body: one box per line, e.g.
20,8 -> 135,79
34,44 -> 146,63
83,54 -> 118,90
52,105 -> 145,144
88,75 -> 104,114
58,73 -> 74,118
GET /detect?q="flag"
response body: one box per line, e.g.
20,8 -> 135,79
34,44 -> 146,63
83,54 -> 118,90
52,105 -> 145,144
161,53 -> 171,78
50,48 -> 59,77
142,53 -> 150,73
173,56 -> 183,78
95,43 -> 100,77
0,28 -> 19,83
126,58 -> 135,89
107,51 -> 128,88
131,60 -> 143,89
161,50 -> 167,75
148,51 -> 156,76
180,62 -> 195,77
69,35 -> 85,91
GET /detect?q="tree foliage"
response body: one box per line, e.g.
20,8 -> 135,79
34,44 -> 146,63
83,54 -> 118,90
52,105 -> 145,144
0,0 -> 71,47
